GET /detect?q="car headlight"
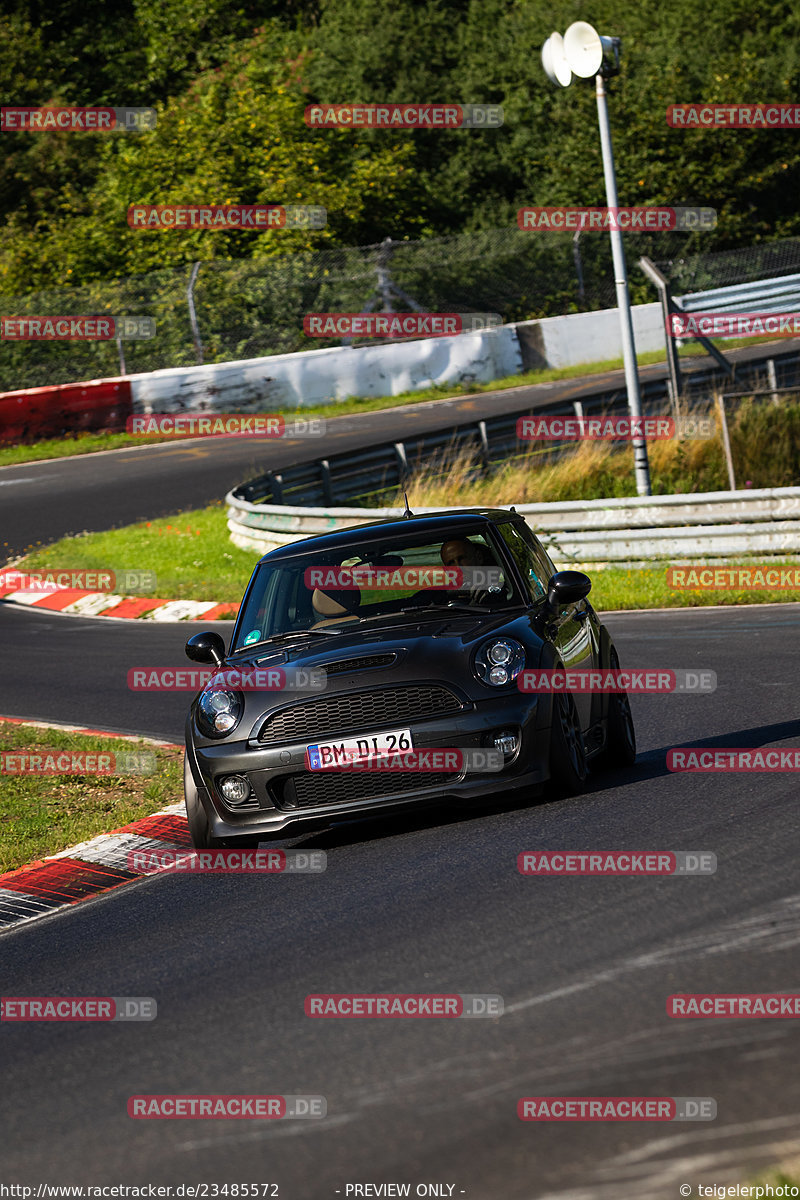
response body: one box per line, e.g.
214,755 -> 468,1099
196,684 -> 243,739
474,638 -> 525,686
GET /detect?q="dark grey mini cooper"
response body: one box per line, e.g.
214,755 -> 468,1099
183,507 -> 636,847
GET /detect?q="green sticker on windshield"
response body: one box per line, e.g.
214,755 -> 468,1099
243,629 -> 261,646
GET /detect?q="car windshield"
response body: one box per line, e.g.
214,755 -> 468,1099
231,528 -> 522,652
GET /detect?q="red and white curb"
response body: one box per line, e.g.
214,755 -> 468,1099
0,716 -> 191,932
0,584 -> 237,621
0,806 -> 193,931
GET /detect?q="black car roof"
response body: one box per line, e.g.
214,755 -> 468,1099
257,508 -> 521,563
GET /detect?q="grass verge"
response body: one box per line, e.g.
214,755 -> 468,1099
0,721 -> 182,873
9,499 -> 800,613
0,335 -> 781,469
583,565 -> 800,611
12,502 -> 255,606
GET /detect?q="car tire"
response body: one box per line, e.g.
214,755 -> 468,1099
600,646 -> 637,767
547,689 -> 588,796
184,751 -> 226,849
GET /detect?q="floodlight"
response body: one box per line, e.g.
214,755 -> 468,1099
563,21 -> 617,78
541,32 -> 573,87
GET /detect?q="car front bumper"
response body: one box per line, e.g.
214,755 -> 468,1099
185,690 -> 552,840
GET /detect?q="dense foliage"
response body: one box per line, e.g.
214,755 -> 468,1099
2,0 -> 799,297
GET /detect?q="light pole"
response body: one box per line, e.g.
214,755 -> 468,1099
542,23 -> 652,497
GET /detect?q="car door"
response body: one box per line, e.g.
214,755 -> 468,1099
496,520 -> 596,729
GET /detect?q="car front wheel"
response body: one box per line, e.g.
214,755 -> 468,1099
547,689 -> 588,796
600,646 -> 637,768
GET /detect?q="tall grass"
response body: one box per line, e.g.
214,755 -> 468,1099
392,397 -> 800,507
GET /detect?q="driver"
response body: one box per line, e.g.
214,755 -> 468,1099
439,538 -> 488,569
439,538 -> 499,602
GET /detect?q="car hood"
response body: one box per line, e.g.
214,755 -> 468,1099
189,609 -> 551,747
230,610 -> 543,673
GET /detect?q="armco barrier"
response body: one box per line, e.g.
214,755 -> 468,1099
0,378 -> 132,444
225,486 -> 800,567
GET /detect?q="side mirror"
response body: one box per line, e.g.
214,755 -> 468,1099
546,570 -> 592,610
185,631 -> 226,666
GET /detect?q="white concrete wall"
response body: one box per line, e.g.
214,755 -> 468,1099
125,302 -> 666,414
129,324 -> 522,413
515,302 -> 665,370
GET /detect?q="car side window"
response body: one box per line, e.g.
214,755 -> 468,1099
514,521 -> 558,586
495,522 -> 549,602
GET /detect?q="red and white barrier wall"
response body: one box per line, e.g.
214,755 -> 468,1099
0,377 -> 132,443
0,304 -> 668,443
0,325 -> 522,443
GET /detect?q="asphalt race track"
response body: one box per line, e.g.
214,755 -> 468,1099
2,598 -> 799,1197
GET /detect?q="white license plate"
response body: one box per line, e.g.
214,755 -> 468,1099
306,727 -> 413,770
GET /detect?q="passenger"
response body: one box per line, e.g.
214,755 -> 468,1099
310,575 -> 361,625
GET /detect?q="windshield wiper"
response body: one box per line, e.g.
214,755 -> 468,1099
352,604 -> 492,625
232,628 -> 343,652
400,602 -> 493,615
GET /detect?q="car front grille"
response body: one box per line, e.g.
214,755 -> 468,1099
256,685 -> 464,745
274,769 -> 460,811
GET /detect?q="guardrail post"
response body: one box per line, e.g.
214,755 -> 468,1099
477,421 -> 490,466
267,470 -> 284,504
393,441 -> 409,484
715,392 -> 737,490
319,459 -> 334,505
767,358 -> 779,405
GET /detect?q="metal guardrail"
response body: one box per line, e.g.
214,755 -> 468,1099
232,344 -> 800,510
641,261 -> 800,400
674,273 -> 800,315
226,486 -> 800,567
